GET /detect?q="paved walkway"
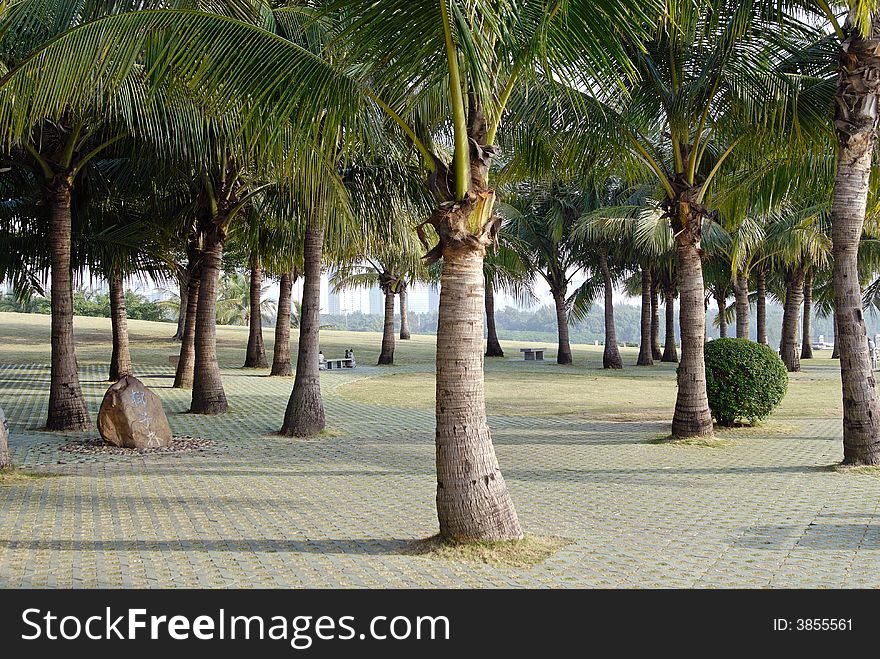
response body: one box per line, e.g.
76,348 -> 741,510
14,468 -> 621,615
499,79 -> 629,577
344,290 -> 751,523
1,362 -> 878,588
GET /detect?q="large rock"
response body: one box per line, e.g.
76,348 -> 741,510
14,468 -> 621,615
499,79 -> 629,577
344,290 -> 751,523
98,376 -> 173,449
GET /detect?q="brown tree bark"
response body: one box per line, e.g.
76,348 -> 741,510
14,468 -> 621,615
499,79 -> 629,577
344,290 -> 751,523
661,286 -> 678,362
280,217 -> 325,436
173,277 -> 187,341
831,12 -> 880,464
552,287 -> 572,365
435,248 -> 521,541
733,272 -> 750,340
244,255 -> 269,368
0,407 -> 9,469
484,278 -> 504,357
637,266 -> 653,366
715,290 -> 728,339
650,280 -> 662,360
378,286 -> 396,365
270,271 -> 294,377
108,272 -> 133,382
801,269 -> 814,360
399,283 -> 411,340
174,236 -> 201,388
671,213 -> 713,438
190,221 -> 228,414
832,314 -> 841,359
756,268 -> 768,345
45,179 -> 91,431
430,92 -> 521,542
780,267 -> 805,373
599,249 -> 622,369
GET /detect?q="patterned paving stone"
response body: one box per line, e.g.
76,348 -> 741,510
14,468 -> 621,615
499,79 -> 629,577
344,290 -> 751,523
0,362 -> 878,588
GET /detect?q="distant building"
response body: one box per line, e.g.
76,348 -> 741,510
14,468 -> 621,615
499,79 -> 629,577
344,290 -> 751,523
369,286 -> 384,315
427,284 -> 440,312
407,284 -> 430,313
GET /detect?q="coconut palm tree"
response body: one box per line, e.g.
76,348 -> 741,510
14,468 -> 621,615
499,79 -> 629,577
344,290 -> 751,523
824,4 -> 880,463
0,0 -> 663,541
510,2 -> 822,438
0,0 -> 272,429
483,229 -> 536,358
501,182 -> 596,365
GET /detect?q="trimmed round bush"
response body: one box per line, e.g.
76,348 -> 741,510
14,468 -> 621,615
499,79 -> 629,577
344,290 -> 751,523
703,338 -> 788,427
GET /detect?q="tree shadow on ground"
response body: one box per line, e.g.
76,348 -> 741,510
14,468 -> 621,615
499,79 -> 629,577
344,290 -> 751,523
732,524 -> 880,550
0,537 -> 414,555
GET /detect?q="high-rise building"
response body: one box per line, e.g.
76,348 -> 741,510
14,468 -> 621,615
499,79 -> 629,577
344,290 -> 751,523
369,286 -> 384,315
427,284 -> 440,312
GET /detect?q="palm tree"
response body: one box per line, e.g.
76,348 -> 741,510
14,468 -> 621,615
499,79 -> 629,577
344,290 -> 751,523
332,225 -> 426,366
502,182 -> 594,365
271,271 -> 297,377
0,0 -> 251,430
483,230 -> 536,358
0,0 -> 662,542
0,405 -> 9,470
515,2 -> 819,438
825,4 -> 880,463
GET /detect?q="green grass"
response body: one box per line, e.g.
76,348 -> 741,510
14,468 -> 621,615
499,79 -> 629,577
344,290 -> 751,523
402,534 -> 573,568
0,467 -> 56,486
339,358 -> 844,421
0,311 -> 844,424
648,435 -> 735,448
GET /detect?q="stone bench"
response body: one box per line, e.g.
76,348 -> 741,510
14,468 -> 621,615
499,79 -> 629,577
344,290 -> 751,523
519,347 -> 546,361
321,358 -> 355,370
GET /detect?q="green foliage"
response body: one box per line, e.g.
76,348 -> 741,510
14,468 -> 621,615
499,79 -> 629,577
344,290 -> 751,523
703,338 -> 788,427
1,289 -> 168,322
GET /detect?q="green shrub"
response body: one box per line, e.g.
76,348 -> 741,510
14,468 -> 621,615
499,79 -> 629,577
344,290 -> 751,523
703,338 -> 788,426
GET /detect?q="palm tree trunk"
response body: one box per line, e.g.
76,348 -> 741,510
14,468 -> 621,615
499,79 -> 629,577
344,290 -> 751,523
190,222 -> 228,414
435,247 -> 521,541
650,281 -> 662,360
780,268 -> 804,373
599,249 -> 622,369
831,12 -> 880,464
270,271 -> 294,377
715,291 -> 728,338
280,217 -> 325,436
662,287 -> 678,362
399,284 -> 411,340
734,272 -> 749,340
378,288 -> 396,365
174,236 -> 201,389
173,277 -> 187,341
756,268 -> 768,345
484,278 -> 504,357
553,287 -> 572,365
637,266 -> 653,366
174,276 -> 199,388
244,255 -> 268,368
108,272 -> 133,382
45,179 -> 91,431
672,231 -> 713,438
0,407 -> 9,469
832,315 -> 840,359
801,269 -> 814,360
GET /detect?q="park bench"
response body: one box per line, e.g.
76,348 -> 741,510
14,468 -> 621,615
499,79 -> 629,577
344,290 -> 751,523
323,357 -> 355,370
168,355 -> 179,367
519,347 -> 546,361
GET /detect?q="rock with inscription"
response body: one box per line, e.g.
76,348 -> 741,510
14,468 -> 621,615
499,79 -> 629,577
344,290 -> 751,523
97,376 -> 172,449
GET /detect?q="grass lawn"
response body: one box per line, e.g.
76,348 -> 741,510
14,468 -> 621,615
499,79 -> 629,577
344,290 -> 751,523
0,311 -> 843,423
